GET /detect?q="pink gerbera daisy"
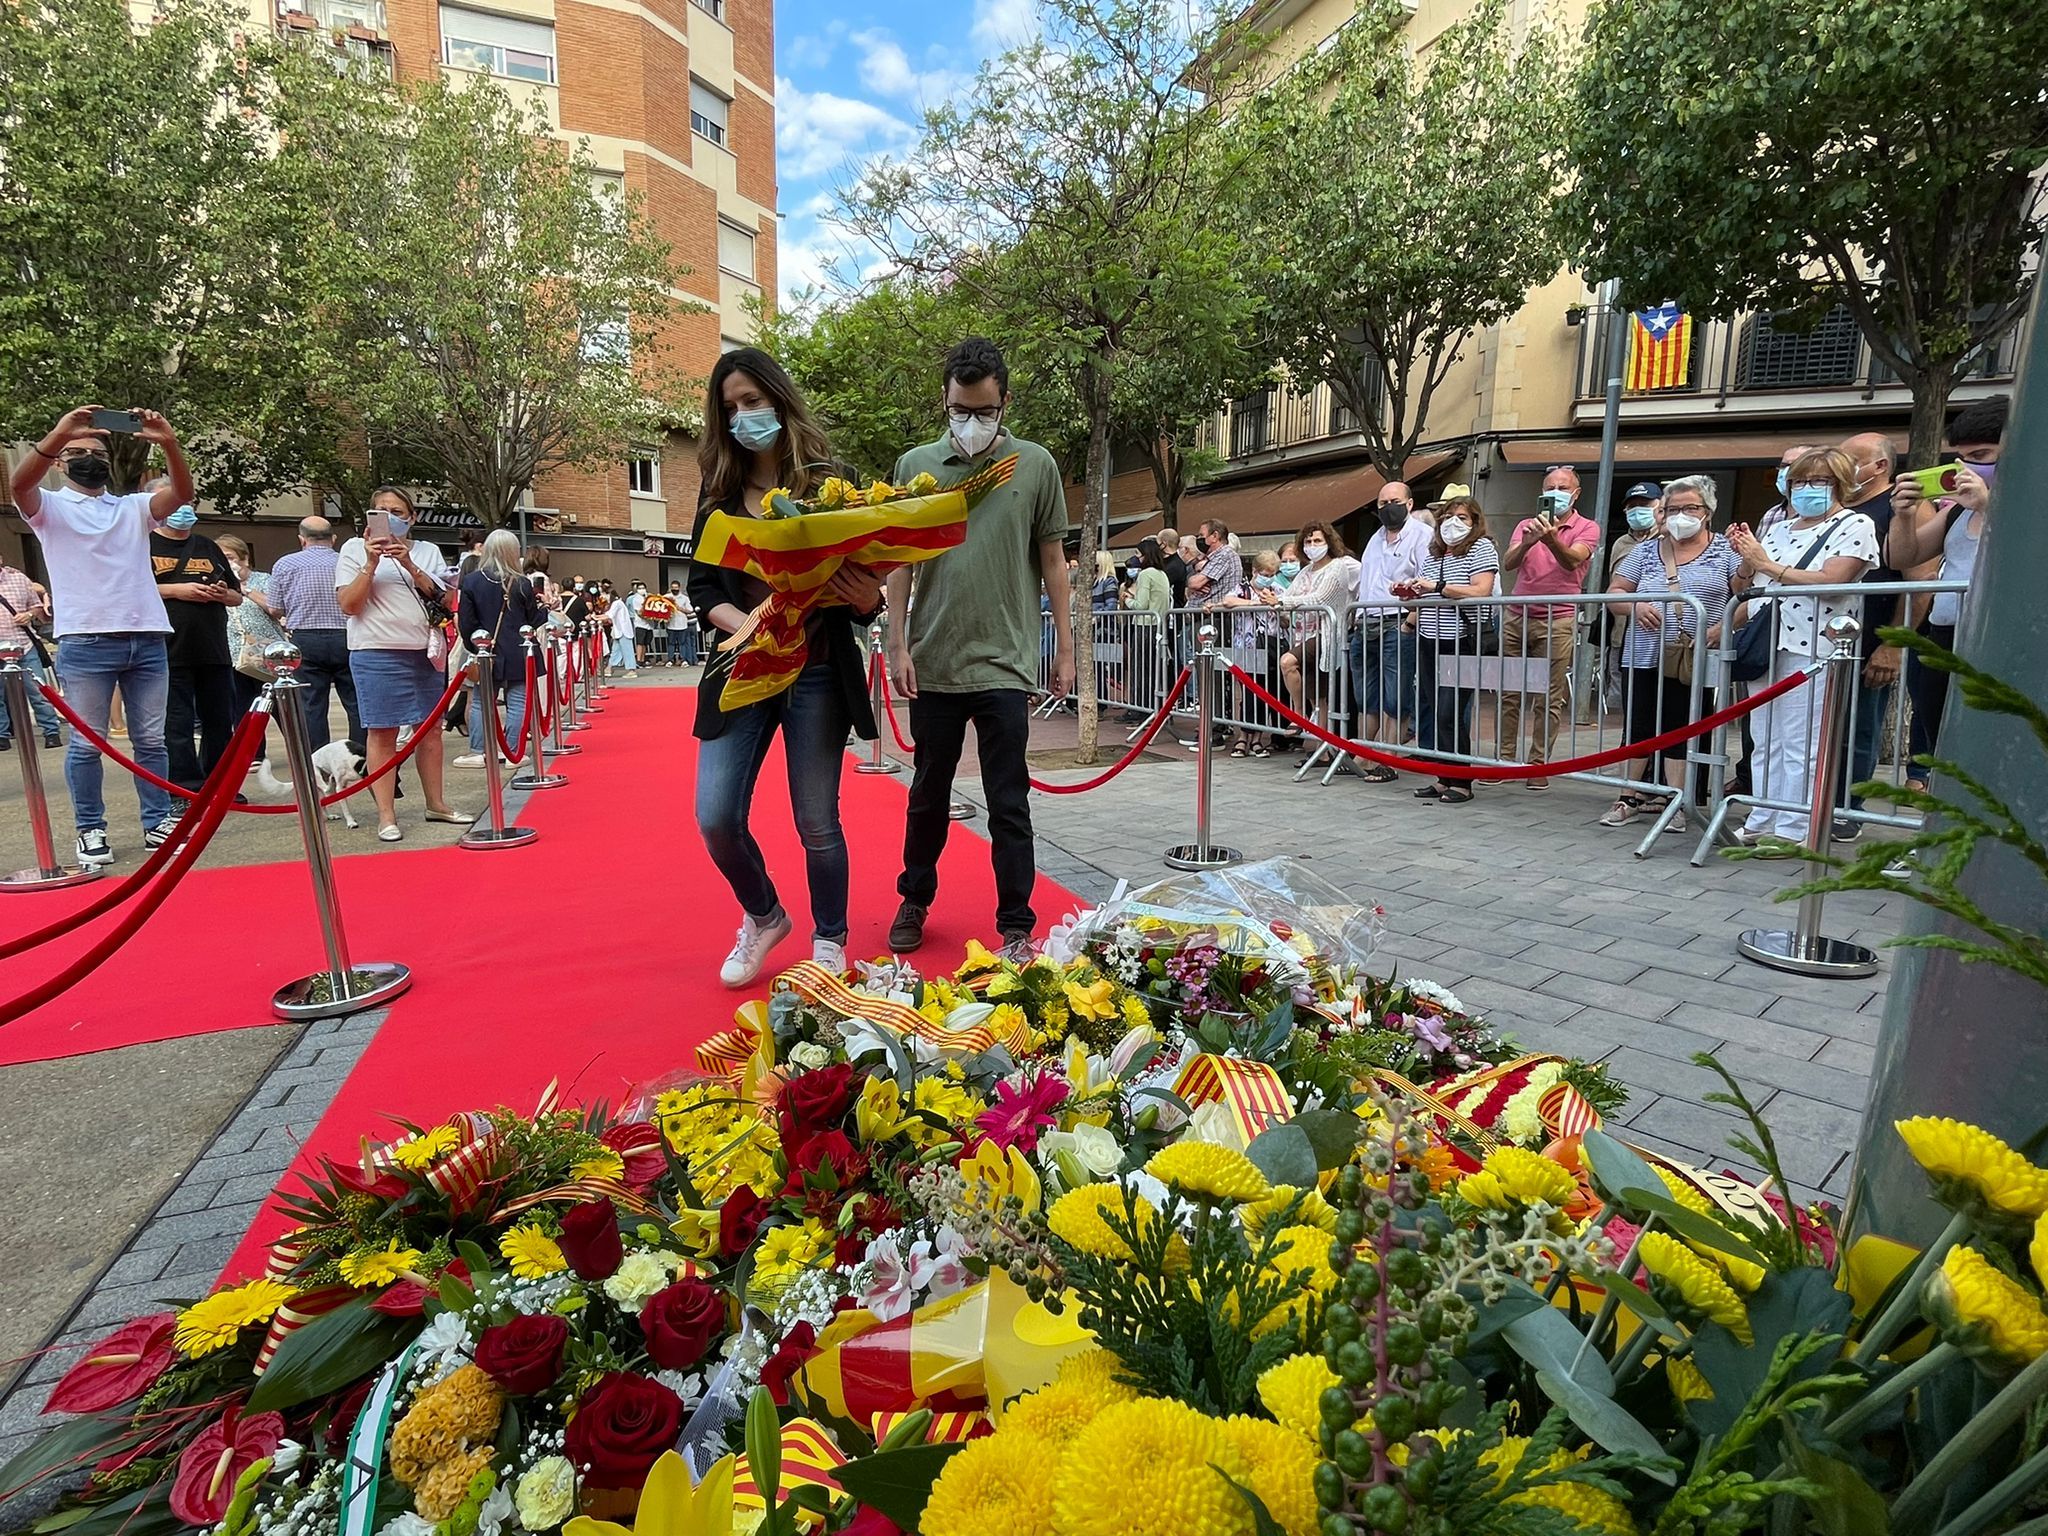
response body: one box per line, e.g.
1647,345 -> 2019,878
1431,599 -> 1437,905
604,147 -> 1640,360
975,1073 -> 1071,1152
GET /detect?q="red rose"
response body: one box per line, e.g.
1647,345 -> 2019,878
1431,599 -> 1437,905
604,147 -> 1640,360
776,1064 -> 857,1158
474,1314 -> 569,1396
638,1279 -> 725,1372
47,1314 -> 177,1414
170,1408 -> 284,1525
599,1122 -> 666,1190
558,1198 -> 625,1281
719,1187 -> 770,1258
564,1373 -> 686,1491
759,1322 -> 818,1407
370,1260 -> 470,1318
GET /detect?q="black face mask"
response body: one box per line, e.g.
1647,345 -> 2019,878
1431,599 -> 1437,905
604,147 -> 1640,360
65,456 -> 113,490
1376,501 -> 1410,530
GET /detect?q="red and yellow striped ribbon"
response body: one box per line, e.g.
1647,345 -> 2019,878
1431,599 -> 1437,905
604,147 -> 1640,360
1172,1054 -> 1295,1144
870,1409 -> 990,1444
254,1283 -> 354,1372
731,1417 -> 846,1515
495,1176 -> 660,1221
1537,1078 -> 1602,1139
779,962 -> 1015,1055
797,1282 -> 991,1423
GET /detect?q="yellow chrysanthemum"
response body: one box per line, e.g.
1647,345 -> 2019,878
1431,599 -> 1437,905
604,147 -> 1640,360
1052,1400 -> 1252,1536
499,1224 -> 567,1280
1652,1170 -> 1765,1291
1121,994 -> 1152,1032
1241,1184 -> 1338,1239
1898,1117 -> 2048,1220
1047,1183 -> 1156,1262
751,1222 -> 832,1303
1655,1166 -> 1714,1217
1056,1347 -> 1136,1397
173,1278 -> 298,1358
1147,1142 -> 1272,1204
1509,1480 -> 1637,1536
2033,1213 -> 2048,1289
337,1239 -> 424,1289
1461,1146 -> 1577,1209
1003,1377 -> 1119,1446
1221,1417 -> 1320,1536
921,1428 -> 1058,1536
1253,1225 -> 1340,1338
570,1148 -> 626,1183
389,1124 -> 459,1172
1637,1232 -> 1751,1343
1256,1354 -> 1339,1440
1929,1246 -> 2048,1366
1667,1354 -> 1713,1404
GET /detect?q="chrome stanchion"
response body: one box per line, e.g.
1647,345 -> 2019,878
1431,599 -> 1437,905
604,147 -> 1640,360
0,634 -> 95,889
1164,625 -> 1241,870
460,635 -> 537,850
510,626 -> 569,791
559,629 -> 589,733
266,643 -> 411,1019
856,628 -> 901,776
579,623 -> 604,713
545,634 -> 580,757
1738,616 -> 1878,978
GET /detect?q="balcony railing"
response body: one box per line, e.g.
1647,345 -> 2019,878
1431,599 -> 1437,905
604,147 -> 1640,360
1210,373 -> 1384,464
279,0 -> 387,35
1570,302 -> 2022,419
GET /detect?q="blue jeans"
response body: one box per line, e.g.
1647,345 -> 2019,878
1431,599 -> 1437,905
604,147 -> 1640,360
469,681 -> 528,754
0,645 -> 63,741
695,660 -> 852,941
57,634 -> 172,835
609,634 -> 637,670
1349,622 -> 1419,733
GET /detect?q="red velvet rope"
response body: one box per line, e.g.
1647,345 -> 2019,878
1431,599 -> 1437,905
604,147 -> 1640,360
1224,661 -> 1814,781
0,713 -> 263,1024
529,646 -> 556,736
1028,665 -> 1193,794
37,668 -> 466,812
491,653 -> 533,764
0,710 -> 263,960
874,660 -> 919,754
551,640 -> 574,708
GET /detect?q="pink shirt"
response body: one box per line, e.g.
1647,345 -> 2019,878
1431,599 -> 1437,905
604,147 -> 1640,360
1507,512 -> 1599,615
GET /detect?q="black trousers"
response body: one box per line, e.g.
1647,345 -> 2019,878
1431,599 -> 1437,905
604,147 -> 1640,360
166,661 -> 237,792
899,688 -> 1036,936
293,628 -> 362,751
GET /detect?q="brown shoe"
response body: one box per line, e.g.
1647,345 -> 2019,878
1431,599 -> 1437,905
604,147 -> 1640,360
888,900 -> 928,952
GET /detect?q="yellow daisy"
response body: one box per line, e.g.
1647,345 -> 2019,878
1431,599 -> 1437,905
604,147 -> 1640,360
1509,1481 -> 1637,1535
499,1224 -> 567,1280
1637,1233 -> 1751,1343
570,1148 -> 626,1183
1146,1142 -> 1271,1204
174,1278 -> 298,1358
337,1239 -> 424,1289
1897,1118 -> 2048,1220
388,1123 -> 459,1172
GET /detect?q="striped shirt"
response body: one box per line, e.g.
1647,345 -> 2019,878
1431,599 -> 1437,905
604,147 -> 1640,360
1416,539 -> 1499,639
1616,534 -> 1741,667
269,544 -> 349,630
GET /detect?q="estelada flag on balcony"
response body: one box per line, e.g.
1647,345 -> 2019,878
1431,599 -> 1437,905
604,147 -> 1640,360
694,455 -> 1018,711
1626,302 -> 1693,390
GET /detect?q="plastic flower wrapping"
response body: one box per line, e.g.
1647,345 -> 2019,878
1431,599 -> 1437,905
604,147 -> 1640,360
16,881 -> 2048,1536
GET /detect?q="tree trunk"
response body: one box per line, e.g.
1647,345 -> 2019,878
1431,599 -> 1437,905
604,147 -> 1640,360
1905,360 -> 1960,467
1145,437 -> 1181,526
1074,372 -> 1109,766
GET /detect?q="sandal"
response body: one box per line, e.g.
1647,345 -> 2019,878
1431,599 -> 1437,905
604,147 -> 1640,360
1250,741 -> 1272,759
1438,786 -> 1474,804
1413,784 -> 1443,800
1230,740 -> 1250,758
1362,764 -> 1397,784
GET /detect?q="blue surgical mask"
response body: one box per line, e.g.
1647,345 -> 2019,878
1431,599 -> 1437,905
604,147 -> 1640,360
386,515 -> 410,540
1775,466 -> 1791,497
730,407 -> 783,451
166,505 -> 198,530
1625,506 -> 1657,534
1540,489 -> 1572,515
1253,573 -> 1276,589
1787,484 -> 1834,520
1278,560 -> 1300,579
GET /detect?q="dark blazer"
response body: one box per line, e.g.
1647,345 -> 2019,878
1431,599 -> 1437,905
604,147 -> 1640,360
687,494 -> 881,743
458,570 -> 549,688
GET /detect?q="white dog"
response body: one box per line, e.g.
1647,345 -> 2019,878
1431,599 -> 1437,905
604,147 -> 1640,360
252,741 -> 370,829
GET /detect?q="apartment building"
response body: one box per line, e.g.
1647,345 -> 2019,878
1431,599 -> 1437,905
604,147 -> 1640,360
1089,0 -> 2023,557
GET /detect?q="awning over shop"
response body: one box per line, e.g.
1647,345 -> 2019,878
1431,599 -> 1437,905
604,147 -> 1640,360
1499,432 -> 1807,468
1173,451 -> 1456,539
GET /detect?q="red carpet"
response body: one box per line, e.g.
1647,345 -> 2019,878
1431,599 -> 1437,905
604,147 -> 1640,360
56,686 -> 1084,1278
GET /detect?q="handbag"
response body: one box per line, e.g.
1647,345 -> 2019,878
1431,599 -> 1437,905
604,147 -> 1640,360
1656,541 -> 1695,682
1730,518 -> 1841,682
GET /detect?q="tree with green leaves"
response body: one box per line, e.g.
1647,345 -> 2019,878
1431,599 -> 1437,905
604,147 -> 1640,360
838,0 -> 1263,761
1570,0 -> 2048,463
1236,0 -> 1573,484
298,75 -> 699,528
0,0 -> 342,508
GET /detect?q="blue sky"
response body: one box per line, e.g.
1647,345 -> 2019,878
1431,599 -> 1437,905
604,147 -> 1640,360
771,0 -> 1034,301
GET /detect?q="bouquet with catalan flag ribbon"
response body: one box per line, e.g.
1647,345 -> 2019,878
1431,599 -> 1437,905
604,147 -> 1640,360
695,455 -> 1019,712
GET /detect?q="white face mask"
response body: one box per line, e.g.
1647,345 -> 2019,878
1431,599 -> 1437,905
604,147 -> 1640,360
948,411 -> 1001,457
1665,513 -> 1704,541
1303,540 -> 1327,561
1438,517 -> 1471,545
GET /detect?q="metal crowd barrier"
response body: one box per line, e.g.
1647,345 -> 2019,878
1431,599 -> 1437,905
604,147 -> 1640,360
1690,577 -> 1969,866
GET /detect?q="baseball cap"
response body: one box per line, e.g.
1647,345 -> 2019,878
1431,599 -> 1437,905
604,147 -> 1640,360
1623,481 -> 1663,503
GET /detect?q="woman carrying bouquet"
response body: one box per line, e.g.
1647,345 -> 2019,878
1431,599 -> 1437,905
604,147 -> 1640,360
689,348 -> 885,987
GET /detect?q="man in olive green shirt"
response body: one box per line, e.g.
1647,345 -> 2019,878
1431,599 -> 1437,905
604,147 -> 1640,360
885,337 -> 1073,956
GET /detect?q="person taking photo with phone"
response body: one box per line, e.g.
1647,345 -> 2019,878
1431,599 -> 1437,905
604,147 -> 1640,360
149,491 -> 244,836
6,405 -> 194,868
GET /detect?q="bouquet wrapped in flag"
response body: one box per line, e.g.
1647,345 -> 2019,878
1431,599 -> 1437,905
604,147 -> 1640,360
694,455 -> 1019,711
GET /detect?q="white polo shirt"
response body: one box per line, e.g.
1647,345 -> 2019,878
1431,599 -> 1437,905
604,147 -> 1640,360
25,485 -> 172,637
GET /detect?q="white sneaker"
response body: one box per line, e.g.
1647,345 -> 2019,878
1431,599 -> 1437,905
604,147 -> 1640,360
76,829 -> 114,868
812,937 -> 848,973
720,909 -> 792,989
452,752 -> 487,767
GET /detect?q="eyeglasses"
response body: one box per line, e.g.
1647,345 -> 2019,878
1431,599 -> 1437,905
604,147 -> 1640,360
1662,504 -> 1707,516
949,406 -> 1003,425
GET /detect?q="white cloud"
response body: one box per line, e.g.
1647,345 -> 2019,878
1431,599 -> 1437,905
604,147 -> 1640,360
774,75 -> 917,181
971,0 -> 1038,51
784,20 -> 845,73
847,29 -> 967,105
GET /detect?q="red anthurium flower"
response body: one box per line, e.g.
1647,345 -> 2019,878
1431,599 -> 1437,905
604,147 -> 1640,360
598,1122 -> 666,1189
328,1157 -> 409,1202
170,1407 -> 285,1526
368,1260 -> 471,1317
47,1314 -> 177,1414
